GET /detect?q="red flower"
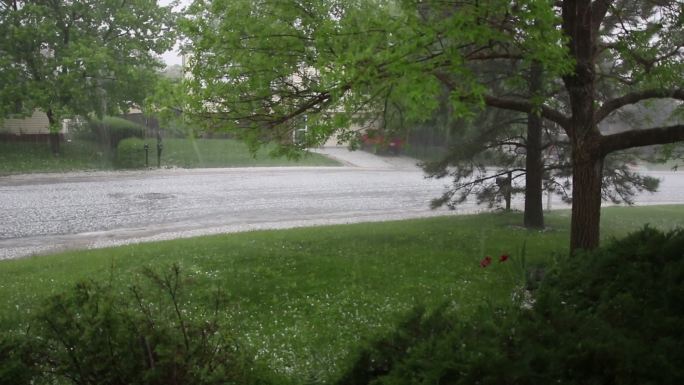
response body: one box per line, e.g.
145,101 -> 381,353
480,256 -> 492,268
499,254 -> 510,262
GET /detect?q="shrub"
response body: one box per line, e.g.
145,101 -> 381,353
333,305 -> 513,385
0,264 -> 277,385
115,137 -> 147,169
523,226 -> 684,385
0,334 -> 43,385
335,227 -> 684,385
87,116 -> 145,149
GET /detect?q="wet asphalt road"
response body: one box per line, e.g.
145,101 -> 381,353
1,161 -> 683,260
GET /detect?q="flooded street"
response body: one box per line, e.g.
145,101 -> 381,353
1,158 -> 683,259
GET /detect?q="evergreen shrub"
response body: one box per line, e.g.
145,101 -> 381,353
335,227 -> 684,385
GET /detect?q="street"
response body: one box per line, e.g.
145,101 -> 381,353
0,164 -> 452,259
1,149 -> 683,259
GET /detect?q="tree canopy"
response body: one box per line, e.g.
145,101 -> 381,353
0,0 -> 177,150
182,0 -> 684,251
182,0 -> 570,137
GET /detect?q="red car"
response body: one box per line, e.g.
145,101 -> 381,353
360,131 -> 404,155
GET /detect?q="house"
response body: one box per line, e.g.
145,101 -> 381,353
0,110 -> 69,142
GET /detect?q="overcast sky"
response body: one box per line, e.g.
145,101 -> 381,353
161,48 -> 182,66
160,0 -> 189,66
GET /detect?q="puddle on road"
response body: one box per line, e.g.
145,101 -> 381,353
137,192 -> 176,200
108,192 -> 176,200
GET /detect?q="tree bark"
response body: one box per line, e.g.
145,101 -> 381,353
524,61 -> 544,228
46,108 -> 61,156
562,0 -> 604,252
600,124 -> 684,155
505,171 -> 512,210
570,145 -> 604,251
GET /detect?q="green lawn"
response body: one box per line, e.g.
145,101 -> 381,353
1,205 -> 683,382
0,140 -> 114,174
160,138 -> 339,168
0,138 -> 338,174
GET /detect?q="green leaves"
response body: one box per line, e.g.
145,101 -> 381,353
177,0 -> 585,160
0,0 -> 177,124
181,0 -> 573,153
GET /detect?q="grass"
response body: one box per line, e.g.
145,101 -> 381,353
0,138 -> 339,174
160,138 -> 339,168
0,140 -> 114,174
1,205 -> 683,382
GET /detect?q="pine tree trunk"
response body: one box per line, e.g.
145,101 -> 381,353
561,0 -> 605,252
46,109 -> 61,156
524,61 -> 544,228
570,147 -> 604,251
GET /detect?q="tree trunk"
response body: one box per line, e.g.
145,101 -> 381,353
524,61 -> 544,228
570,147 -> 604,251
505,171 -> 512,211
46,109 -> 61,156
561,0 -> 604,252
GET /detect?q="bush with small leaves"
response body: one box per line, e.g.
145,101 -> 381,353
522,226 -> 684,385
0,333 -> 44,385
1,264 -> 278,385
335,227 -> 684,385
115,137 -> 147,169
87,116 -> 146,149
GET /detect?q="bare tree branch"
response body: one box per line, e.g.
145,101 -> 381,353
267,85 -> 351,128
595,89 -> 684,123
600,124 -> 684,155
483,95 -> 571,130
433,70 -> 570,129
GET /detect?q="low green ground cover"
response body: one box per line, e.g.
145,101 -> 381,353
0,138 -> 338,174
1,205 -> 682,383
0,140 -> 113,174
117,138 -> 339,168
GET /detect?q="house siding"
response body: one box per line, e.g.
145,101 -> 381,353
1,110 -> 50,134
1,110 -> 67,135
